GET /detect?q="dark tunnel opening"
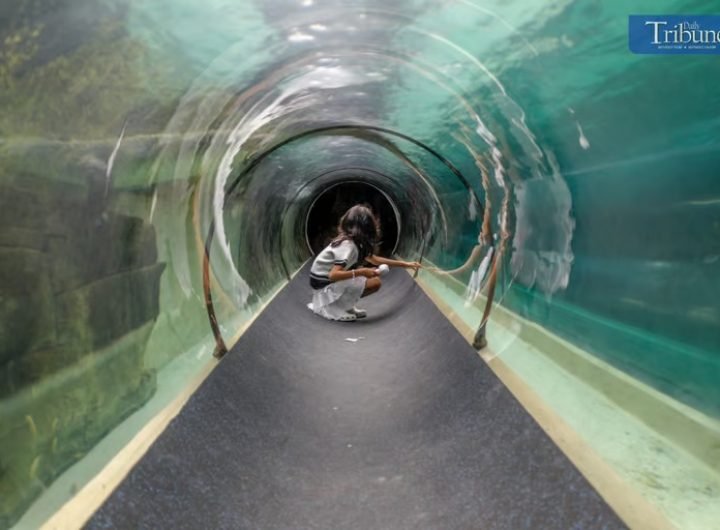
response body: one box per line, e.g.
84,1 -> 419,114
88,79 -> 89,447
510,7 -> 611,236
305,180 -> 401,257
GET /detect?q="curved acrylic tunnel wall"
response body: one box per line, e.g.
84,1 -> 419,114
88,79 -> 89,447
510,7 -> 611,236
1,1 -> 719,528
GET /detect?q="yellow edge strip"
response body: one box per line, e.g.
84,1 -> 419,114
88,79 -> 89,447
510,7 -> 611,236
413,272 -> 676,530
416,264 -> 720,472
39,270 -> 297,530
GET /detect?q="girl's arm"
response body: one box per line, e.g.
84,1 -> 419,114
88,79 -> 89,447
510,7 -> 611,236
328,264 -> 379,282
367,255 -> 422,270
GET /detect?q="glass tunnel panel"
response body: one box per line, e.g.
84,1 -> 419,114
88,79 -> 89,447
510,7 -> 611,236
0,0 -> 718,528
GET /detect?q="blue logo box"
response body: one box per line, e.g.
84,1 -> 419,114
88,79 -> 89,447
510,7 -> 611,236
629,15 -> 720,54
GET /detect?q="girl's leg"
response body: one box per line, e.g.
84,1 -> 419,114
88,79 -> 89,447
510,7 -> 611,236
361,277 -> 382,297
311,277 -> 367,320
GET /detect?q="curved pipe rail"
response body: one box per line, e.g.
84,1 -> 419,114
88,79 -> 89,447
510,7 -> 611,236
204,125 -> 484,358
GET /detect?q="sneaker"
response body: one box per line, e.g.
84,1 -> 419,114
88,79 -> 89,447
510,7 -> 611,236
347,307 -> 367,318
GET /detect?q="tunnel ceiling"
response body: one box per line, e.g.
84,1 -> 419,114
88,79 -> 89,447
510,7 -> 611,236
183,0 -> 580,313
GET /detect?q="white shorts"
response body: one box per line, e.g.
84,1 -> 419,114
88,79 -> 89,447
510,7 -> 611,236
307,277 -> 367,320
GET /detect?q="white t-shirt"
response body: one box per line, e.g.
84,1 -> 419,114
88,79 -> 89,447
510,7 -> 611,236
310,239 -> 359,280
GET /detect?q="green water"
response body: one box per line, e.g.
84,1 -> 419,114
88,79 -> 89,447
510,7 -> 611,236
0,0 -> 718,527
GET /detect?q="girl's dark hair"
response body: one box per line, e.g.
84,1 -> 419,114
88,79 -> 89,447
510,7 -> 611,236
331,204 -> 380,262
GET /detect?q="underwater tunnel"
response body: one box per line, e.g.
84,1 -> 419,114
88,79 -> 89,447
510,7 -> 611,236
0,1 -> 719,529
